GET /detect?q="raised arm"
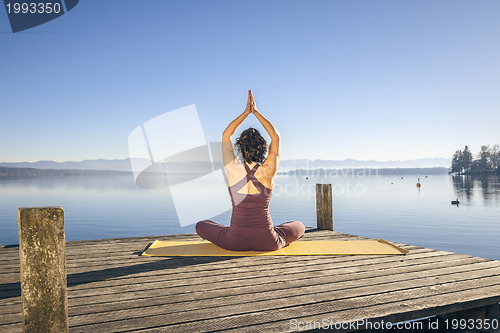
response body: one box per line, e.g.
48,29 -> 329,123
222,110 -> 251,142
248,91 -> 280,168
221,94 -> 253,165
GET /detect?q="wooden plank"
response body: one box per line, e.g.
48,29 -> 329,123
58,252 -> 467,300
224,295 -> 500,333
62,256 -> 496,330
0,322 -> 21,333
57,249 -> 440,308
2,231 -> 500,333
57,261 -> 500,320
1,253 -> 477,312
0,255 -> 488,308
0,228 -> 355,257
0,244 -> 423,283
0,246 -> 426,304
0,250 -> 464,297
62,265 -> 500,329
66,277 -> 500,332
1,242 -> 418,280
0,231 -> 373,265
258,292 -> 500,333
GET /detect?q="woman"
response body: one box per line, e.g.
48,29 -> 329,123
196,90 -> 305,251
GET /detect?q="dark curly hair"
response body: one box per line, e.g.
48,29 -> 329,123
235,128 -> 268,164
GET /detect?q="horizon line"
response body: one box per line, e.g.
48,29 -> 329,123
0,156 -> 451,164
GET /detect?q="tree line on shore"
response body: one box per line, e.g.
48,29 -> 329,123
451,145 -> 500,174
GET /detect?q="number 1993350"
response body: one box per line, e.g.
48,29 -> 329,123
445,318 -> 499,331
6,2 -> 62,14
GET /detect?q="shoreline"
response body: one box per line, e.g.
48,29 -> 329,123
0,166 -> 454,179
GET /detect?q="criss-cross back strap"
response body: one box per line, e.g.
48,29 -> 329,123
243,163 -> 259,177
230,163 -> 262,194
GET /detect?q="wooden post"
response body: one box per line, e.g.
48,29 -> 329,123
18,207 -> 68,333
316,184 -> 333,230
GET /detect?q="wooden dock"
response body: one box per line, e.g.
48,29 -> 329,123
1,229 -> 500,332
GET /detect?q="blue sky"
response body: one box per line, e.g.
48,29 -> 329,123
1,0 -> 499,163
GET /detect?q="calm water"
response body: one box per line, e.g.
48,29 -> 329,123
0,173 -> 499,260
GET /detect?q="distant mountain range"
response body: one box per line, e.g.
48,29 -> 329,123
278,158 -> 450,170
0,159 -> 133,172
0,157 -> 451,172
0,167 -> 129,178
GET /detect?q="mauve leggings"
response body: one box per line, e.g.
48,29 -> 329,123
196,220 -> 305,251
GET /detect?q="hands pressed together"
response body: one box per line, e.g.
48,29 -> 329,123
245,90 -> 258,114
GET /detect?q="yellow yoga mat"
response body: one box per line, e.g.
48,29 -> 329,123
142,239 -> 409,256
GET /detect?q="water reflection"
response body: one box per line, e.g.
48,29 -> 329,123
452,175 -> 500,204
0,175 -> 138,191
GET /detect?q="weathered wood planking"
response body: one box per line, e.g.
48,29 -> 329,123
1,230 -> 500,332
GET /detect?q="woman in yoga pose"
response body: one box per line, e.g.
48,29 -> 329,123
196,90 -> 305,251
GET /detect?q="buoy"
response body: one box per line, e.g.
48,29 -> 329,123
401,177 -> 403,180
306,177 -> 309,180
416,182 -> 421,187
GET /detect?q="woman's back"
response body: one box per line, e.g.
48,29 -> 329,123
228,163 -> 273,230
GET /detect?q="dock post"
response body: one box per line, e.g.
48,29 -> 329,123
18,207 -> 68,333
316,184 -> 333,230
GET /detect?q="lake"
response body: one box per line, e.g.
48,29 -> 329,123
0,172 -> 499,260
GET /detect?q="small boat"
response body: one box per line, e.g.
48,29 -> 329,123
451,199 -> 460,205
